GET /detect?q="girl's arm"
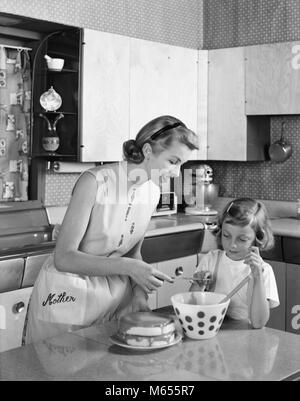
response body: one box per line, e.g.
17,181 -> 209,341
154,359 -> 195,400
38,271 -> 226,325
249,274 -> 270,329
244,247 -> 270,328
54,172 -> 173,293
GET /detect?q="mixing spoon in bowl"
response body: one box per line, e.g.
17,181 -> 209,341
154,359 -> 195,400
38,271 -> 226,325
219,273 -> 252,304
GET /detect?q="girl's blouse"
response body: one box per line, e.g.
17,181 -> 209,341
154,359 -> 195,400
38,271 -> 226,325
195,249 -> 280,320
78,162 -> 160,257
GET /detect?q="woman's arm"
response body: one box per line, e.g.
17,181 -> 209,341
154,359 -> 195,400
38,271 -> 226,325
53,173 -> 173,293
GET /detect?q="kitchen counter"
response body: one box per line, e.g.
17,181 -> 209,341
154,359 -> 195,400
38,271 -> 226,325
0,308 -> 299,381
146,214 -> 206,237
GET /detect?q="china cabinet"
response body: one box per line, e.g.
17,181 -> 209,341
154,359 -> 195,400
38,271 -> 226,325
31,28 -> 81,160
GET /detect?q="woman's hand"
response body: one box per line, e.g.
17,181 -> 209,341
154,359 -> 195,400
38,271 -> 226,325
132,293 -> 151,313
126,259 -> 174,294
244,246 -> 264,279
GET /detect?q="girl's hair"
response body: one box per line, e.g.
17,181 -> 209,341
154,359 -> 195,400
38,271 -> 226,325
215,197 -> 274,250
123,115 -> 199,164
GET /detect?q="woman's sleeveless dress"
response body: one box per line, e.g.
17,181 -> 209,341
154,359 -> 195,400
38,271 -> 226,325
24,162 -> 160,344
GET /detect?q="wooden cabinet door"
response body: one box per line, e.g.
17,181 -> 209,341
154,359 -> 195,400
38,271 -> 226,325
265,260 -> 286,331
81,29 -> 130,162
208,47 -> 247,160
0,287 -> 32,352
156,255 -> 198,308
286,263 -> 300,334
245,41 -> 300,115
129,38 -> 198,160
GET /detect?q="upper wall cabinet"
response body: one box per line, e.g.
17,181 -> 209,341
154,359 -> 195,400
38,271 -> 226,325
207,47 -> 269,161
129,38 -> 199,160
80,29 -> 130,162
197,50 -> 208,160
245,41 -> 300,115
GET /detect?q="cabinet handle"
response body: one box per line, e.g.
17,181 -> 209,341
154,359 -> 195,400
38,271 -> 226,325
174,266 -> 183,277
12,302 -> 25,314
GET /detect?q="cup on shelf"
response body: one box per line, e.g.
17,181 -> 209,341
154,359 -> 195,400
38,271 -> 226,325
44,55 -> 65,71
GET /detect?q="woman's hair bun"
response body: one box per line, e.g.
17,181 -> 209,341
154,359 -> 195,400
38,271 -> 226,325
123,139 -> 144,164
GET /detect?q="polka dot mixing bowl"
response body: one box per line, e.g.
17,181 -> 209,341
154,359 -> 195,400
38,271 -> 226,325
171,292 -> 230,340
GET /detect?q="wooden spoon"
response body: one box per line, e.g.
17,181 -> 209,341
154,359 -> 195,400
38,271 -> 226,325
219,273 -> 252,304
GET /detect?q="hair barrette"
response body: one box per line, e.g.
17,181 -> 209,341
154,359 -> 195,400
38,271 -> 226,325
226,201 -> 234,213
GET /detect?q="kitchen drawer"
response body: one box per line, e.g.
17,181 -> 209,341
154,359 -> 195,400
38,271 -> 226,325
286,263 -> 300,334
22,253 -> 51,288
282,237 -> 300,263
141,229 -> 204,264
156,255 -> 198,308
260,235 -> 283,261
0,258 -> 25,293
265,260 -> 286,331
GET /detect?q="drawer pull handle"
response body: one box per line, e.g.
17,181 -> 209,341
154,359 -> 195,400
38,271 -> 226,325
12,302 -> 25,314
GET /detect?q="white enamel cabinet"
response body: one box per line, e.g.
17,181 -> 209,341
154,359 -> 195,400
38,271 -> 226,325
80,29 -> 130,162
129,38 -> 199,160
156,255 -> 198,308
0,287 -> 32,352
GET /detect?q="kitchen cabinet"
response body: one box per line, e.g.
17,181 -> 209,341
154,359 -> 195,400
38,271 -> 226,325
245,41 -> 300,115
207,47 -> 270,161
32,28 -> 81,160
22,253 -> 51,288
0,258 -> 24,293
129,38 -> 199,160
0,287 -> 32,352
197,50 -> 209,160
265,260 -> 286,331
156,254 -> 198,308
80,29 -> 130,162
286,263 -> 300,334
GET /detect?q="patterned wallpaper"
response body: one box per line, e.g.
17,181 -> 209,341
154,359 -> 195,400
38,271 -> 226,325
203,0 -> 300,202
3,1 -> 300,204
0,0 -> 203,206
0,0 -> 203,49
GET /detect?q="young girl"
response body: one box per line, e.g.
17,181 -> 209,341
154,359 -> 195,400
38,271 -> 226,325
24,115 -> 199,344
190,198 -> 279,329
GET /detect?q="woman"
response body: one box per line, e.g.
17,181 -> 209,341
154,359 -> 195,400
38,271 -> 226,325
24,115 -> 199,344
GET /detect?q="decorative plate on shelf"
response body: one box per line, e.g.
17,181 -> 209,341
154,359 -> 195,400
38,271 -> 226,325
40,86 -> 62,112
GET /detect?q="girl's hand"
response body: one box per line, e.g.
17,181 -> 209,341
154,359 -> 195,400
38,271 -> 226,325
127,259 -> 174,294
244,246 -> 264,279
